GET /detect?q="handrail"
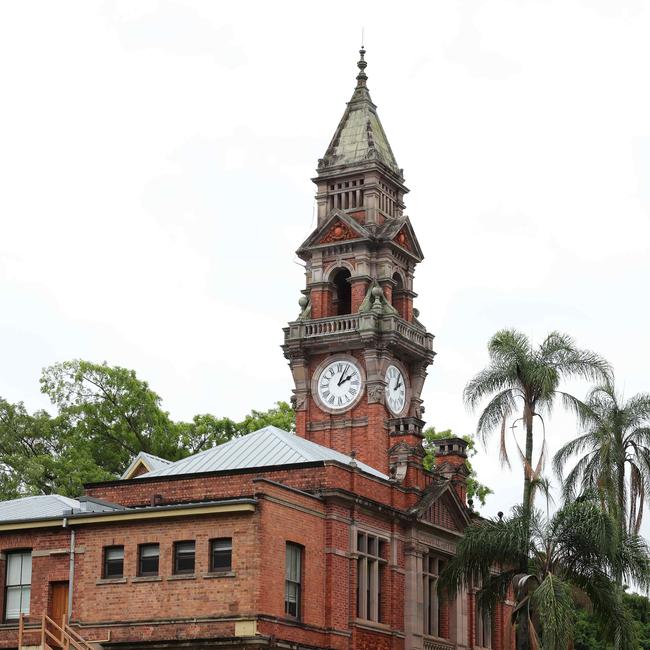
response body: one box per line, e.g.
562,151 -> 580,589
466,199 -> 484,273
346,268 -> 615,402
18,613 -> 110,650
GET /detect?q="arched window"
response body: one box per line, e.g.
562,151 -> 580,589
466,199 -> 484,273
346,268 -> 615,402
332,269 -> 352,315
392,272 -> 405,319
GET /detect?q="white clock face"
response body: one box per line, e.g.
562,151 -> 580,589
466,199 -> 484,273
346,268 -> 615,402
385,364 -> 407,415
316,359 -> 363,411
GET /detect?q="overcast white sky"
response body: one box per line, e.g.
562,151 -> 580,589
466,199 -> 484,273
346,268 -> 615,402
1,1 -> 649,526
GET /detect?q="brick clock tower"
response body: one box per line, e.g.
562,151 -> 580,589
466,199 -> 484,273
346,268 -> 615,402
283,48 -> 435,475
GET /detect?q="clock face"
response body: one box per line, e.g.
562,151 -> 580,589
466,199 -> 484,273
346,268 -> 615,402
385,364 -> 407,415
316,359 -> 363,412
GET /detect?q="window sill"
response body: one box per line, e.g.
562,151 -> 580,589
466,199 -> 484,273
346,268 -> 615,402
132,576 -> 162,583
96,577 -> 127,585
202,571 -> 235,579
354,618 -> 392,633
166,573 -> 196,581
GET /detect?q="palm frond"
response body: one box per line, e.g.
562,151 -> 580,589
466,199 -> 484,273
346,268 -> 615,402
463,365 -> 519,410
475,389 -> 518,444
530,573 -> 573,650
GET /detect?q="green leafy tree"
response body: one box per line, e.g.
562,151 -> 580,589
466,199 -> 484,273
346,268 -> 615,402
0,399 -> 111,498
176,414 -> 239,455
40,360 -> 181,473
440,497 -> 650,649
1,361 -> 297,499
574,593 -> 650,650
175,402 -> 295,455
464,329 -> 610,648
238,401 -> 295,434
422,427 -> 492,506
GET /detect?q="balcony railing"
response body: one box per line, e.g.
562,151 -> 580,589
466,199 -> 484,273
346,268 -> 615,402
302,315 -> 360,337
285,314 -> 434,352
423,637 -> 455,650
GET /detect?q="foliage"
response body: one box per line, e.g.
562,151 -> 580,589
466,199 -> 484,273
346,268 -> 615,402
574,593 -> 650,650
422,426 -> 492,506
0,360 -> 296,499
440,497 -> 649,649
238,400 -> 295,434
554,380 -> 650,536
40,360 -> 181,473
464,329 -> 610,523
0,398 -> 112,499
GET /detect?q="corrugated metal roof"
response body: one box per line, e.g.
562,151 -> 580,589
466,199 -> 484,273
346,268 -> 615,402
0,494 -> 80,522
121,451 -> 173,479
139,426 -> 388,481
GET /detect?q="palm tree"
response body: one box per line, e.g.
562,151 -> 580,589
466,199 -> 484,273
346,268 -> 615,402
554,381 -> 650,550
440,497 -> 650,649
464,329 -> 610,545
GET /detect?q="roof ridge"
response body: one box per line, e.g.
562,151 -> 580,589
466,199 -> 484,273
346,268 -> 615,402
266,427 -> 312,461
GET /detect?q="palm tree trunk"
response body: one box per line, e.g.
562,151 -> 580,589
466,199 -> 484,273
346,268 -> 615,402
516,401 -> 535,650
616,456 -> 625,586
521,400 -> 535,566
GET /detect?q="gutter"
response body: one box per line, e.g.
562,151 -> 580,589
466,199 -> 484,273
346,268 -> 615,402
0,498 -> 257,532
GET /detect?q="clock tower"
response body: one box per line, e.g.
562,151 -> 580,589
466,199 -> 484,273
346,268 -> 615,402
283,48 -> 435,476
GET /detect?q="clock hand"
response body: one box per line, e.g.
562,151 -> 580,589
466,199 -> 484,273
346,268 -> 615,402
337,364 -> 350,386
340,373 -> 355,385
394,378 -> 402,391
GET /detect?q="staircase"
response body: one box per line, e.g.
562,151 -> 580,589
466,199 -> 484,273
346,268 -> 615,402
17,613 -> 109,650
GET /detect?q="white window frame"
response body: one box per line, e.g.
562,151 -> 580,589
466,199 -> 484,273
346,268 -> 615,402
4,551 -> 31,621
284,543 -> 303,619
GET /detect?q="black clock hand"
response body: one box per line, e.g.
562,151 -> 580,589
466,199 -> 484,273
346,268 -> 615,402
337,365 -> 350,386
395,378 -> 402,391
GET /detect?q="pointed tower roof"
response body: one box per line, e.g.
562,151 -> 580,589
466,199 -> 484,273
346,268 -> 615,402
318,48 -> 402,179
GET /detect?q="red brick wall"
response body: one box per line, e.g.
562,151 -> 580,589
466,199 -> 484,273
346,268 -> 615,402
0,528 -> 71,626
351,280 -> 367,313
71,512 -> 256,626
296,351 -> 391,474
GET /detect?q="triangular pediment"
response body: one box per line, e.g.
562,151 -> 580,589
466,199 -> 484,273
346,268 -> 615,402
411,481 -> 470,532
377,216 -> 424,261
297,210 -> 371,253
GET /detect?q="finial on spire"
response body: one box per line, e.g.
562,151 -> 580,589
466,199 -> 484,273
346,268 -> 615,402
356,44 -> 367,86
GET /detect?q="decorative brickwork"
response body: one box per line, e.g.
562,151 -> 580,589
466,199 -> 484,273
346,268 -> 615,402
319,220 -> 358,244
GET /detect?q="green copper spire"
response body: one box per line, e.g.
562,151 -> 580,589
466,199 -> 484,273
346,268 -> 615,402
318,47 -> 401,178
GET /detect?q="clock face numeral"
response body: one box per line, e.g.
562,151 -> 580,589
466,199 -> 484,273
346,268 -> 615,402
385,364 -> 407,416
316,359 -> 363,412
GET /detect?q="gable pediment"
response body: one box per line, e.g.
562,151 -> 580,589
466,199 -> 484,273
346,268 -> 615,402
297,210 -> 371,252
377,216 -> 424,261
411,481 -> 470,532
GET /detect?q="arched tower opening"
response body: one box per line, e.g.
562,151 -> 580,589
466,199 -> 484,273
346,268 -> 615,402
332,269 -> 352,315
392,272 -> 406,319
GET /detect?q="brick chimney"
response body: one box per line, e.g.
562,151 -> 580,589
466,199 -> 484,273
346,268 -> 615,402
433,437 -> 469,504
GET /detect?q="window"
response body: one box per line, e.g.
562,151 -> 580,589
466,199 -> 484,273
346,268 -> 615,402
332,269 -> 352,315
138,544 -> 159,577
103,546 -> 124,579
173,541 -> 195,574
356,532 -> 387,622
475,596 -> 492,647
284,543 -> 302,619
4,551 -> 31,620
423,552 -> 448,638
210,538 -> 232,573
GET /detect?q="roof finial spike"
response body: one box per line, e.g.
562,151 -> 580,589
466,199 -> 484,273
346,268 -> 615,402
356,41 -> 368,86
